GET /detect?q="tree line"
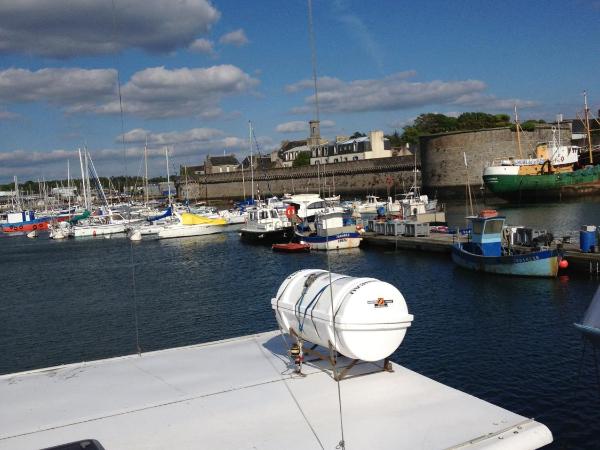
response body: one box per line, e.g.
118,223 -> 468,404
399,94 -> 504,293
385,112 -> 547,146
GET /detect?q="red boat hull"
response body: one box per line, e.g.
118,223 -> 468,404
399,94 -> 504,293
2,221 -> 49,233
272,243 -> 311,252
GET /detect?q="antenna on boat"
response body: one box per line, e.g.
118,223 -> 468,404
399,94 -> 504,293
514,104 -> 523,159
111,0 -> 141,356
584,90 -> 594,165
463,152 -> 474,220
249,121 -> 255,202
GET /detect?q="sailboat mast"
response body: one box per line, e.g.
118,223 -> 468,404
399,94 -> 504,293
165,147 -> 172,205
584,90 -> 594,165
144,138 -> 149,206
514,105 -> 523,159
13,175 -> 21,211
78,148 -> 88,210
249,121 -> 255,201
84,148 -> 92,210
67,160 -> 71,213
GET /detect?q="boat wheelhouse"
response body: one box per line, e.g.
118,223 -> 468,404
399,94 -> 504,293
451,211 -> 560,277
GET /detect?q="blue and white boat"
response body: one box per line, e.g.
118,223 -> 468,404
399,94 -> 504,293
451,211 -> 560,277
296,208 -> 361,250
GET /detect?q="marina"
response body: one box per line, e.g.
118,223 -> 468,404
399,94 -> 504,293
1,0 -> 599,448
2,198 -> 600,448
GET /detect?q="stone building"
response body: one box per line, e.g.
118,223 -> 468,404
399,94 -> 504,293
205,155 -> 239,174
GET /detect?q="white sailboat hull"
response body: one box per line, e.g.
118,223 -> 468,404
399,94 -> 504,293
157,223 -> 225,239
70,224 -> 126,237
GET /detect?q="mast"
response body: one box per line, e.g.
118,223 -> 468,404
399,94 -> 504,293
67,160 -> 71,213
144,138 -> 149,206
84,148 -> 92,210
13,176 -> 21,211
463,152 -> 474,220
165,147 -> 172,205
514,105 -> 523,159
249,121 -> 255,202
584,90 -> 594,165
241,157 -> 246,200
78,148 -> 88,210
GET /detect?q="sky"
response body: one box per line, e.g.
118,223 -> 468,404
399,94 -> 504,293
0,0 -> 599,183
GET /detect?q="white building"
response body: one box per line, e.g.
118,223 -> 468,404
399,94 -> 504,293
310,130 -> 392,165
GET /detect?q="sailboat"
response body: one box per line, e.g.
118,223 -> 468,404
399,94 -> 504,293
575,285 -> 600,346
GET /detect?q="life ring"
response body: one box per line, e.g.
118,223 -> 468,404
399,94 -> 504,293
32,225 -> 37,230
19,225 -> 23,230
285,205 -> 295,219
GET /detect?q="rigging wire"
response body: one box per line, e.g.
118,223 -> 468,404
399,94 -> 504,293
111,0 -> 141,356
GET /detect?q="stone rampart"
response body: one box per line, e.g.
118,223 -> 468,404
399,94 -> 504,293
178,156 -> 419,200
420,126 -> 571,197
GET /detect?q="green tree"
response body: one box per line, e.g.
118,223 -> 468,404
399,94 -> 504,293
292,151 -> 311,167
350,131 -> 366,139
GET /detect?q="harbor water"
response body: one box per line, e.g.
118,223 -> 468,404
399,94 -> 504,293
2,199 -> 600,449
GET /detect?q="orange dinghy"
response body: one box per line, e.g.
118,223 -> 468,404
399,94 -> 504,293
272,243 -> 311,253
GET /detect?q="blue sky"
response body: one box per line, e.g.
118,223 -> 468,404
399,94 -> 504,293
0,0 -> 599,183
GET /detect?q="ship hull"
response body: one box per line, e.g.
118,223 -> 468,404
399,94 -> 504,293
451,245 -> 559,277
1,219 -> 49,233
240,226 -> 294,245
483,165 -> 600,201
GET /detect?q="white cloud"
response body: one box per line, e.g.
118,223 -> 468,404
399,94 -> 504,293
0,65 -> 259,119
0,68 -> 116,107
276,119 -> 335,133
219,29 -> 249,47
0,110 -> 19,120
120,128 -> 225,145
287,72 -> 535,115
287,72 -> 490,114
0,0 -> 220,58
451,93 -> 539,110
189,38 -> 215,55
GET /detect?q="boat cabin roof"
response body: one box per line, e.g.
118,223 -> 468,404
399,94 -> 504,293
0,331 -> 552,449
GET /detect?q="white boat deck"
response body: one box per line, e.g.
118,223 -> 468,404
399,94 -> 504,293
0,331 -> 552,450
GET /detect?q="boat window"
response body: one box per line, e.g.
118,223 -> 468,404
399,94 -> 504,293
270,210 -> 278,218
250,212 -> 256,221
308,201 -> 324,210
260,211 -> 269,219
484,220 -> 503,234
472,221 -> 484,234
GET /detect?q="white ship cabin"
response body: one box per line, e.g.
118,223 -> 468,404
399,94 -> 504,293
7,211 -> 36,223
315,209 -> 354,236
491,139 -> 581,168
283,194 -> 328,220
246,206 -> 290,230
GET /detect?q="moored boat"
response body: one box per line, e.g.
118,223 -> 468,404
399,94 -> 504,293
157,212 -> 227,239
240,204 -> 294,244
1,211 -> 49,233
296,208 -> 361,251
272,242 -> 310,252
451,211 -> 561,277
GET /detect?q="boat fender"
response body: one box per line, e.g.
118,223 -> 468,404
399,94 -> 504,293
285,205 -> 295,219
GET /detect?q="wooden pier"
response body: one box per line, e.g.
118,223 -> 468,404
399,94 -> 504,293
362,232 -> 600,276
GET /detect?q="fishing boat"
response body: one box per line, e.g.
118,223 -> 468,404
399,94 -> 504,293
451,210 -> 561,277
240,204 -> 294,244
483,96 -> 600,201
1,211 -> 49,233
296,208 -> 361,250
157,212 -> 227,239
